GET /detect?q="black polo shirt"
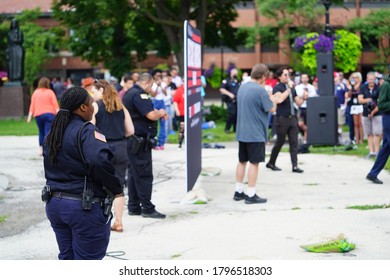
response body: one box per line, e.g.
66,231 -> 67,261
273,82 -> 297,117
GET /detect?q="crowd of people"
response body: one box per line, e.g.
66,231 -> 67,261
220,66 -> 386,154
26,61 -> 389,259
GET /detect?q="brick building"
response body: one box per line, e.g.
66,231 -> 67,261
1,0 -> 389,84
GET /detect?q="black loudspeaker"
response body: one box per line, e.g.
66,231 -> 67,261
307,96 -> 338,145
316,52 -> 335,96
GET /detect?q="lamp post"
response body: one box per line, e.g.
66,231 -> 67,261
323,0 -> 332,37
218,30 -> 224,82
218,30 -> 225,106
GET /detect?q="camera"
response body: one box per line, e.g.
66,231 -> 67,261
367,101 -> 375,114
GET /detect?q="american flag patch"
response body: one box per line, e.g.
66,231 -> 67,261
94,131 -> 107,143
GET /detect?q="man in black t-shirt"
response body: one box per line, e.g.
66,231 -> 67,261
266,67 -> 307,173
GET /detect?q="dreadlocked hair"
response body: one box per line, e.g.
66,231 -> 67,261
94,79 -> 123,113
45,87 -> 90,165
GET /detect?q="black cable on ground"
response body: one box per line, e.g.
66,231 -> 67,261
105,251 -> 129,260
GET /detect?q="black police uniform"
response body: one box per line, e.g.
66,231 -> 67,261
95,101 -> 128,187
122,84 -> 157,214
221,77 -> 240,132
43,115 -> 122,260
268,82 -> 300,168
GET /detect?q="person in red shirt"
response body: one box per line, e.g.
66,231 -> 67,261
27,77 -> 59,155
265,71 -> 278,88
173,84 -> 185,149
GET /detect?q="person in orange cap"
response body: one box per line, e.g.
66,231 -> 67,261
82,77 -> 94,96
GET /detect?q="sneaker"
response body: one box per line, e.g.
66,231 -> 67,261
233,191 -> 245,201
245,194 -> 267,204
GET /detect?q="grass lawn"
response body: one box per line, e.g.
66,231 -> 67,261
0,119 -> 389,171
0,118 -> 38,136
167,122 -> 236,144
282,140 -> 390,172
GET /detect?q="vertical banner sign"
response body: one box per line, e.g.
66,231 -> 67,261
184,20 -> 202,192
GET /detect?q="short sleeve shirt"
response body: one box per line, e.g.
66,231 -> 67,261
273,82 -> 297,117
236,82 -> 274,142
122,84 -> 157,137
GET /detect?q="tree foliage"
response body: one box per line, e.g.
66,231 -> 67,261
52,0 -> 246,77
348,8 -> 390,71
132,0 -> 247,74
52,0 -> 169,78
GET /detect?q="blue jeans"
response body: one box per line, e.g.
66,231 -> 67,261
368,114 -> 390,178
152,99 -> 166,146
345,105 -> 354,142
35,113 -> 55,146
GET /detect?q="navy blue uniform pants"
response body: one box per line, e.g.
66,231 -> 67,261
368,113 -> 390,178
46,197 -> 110,260
127,138 -> 155,214
225,101 -> 237,132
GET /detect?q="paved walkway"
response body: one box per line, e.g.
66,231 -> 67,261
0,136 -> 389,260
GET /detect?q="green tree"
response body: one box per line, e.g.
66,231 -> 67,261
348,8 -> 390,72
52,0 -> 247,76
52,0 -> 168,78
0,9 -> 62,86
0,18 -> 9,71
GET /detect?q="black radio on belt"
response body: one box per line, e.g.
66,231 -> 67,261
81,174 -> 94,210
41,185 -> 51,203
82,184 -> 94,210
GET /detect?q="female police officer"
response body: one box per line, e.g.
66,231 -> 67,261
43,86 -> 123,260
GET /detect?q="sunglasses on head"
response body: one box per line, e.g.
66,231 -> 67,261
94,79 -> 104,87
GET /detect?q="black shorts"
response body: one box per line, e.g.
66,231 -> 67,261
238,142 -> 265,163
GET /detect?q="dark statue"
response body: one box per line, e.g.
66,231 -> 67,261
6,19 -> 25,82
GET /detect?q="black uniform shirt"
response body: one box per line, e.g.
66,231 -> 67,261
122,84 -> 157,137
43,115 -> 122,198
221,77 -> 240,102
273,82 -> 297,117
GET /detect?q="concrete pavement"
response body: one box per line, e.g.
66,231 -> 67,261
0,136 -> 389,260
